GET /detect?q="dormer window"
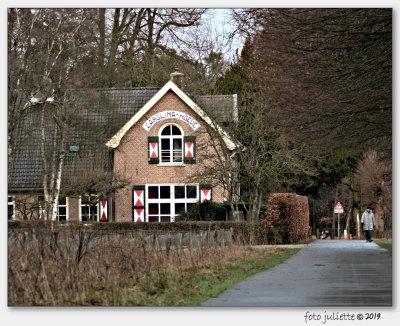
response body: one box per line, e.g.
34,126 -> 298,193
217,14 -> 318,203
160,124 -> 183,163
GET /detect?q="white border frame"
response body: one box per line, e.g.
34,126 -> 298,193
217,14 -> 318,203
57,197 -> 68,221
146,183 -> 199,222
158,123 -> 184,165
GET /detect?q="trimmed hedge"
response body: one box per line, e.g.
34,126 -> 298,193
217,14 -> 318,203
9,220 -> 240,232
260,193 -> 309,244
175,201 -> 227,221
8,220 -> 253,243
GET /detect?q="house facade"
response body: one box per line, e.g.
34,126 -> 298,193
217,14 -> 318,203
8,72 -> 237,222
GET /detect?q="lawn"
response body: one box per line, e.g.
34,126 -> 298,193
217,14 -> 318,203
126,247 -> 301,306
374,238 -> 392,252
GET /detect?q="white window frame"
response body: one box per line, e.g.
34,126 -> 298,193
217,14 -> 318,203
146,184 -> 199,222
57,197 -> 68,221
8,196 -> 15,220
159,124 -> 184,165
79,196 -> 99,222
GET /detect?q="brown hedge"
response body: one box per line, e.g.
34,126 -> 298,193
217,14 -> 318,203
260,193 -> 309,244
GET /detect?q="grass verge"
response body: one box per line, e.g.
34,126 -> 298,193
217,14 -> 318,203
9,227 -> 305,306
118,247 -> 301,306
374,238 -> 392,252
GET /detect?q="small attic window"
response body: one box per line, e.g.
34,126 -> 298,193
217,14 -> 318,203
69,145 -> 79,152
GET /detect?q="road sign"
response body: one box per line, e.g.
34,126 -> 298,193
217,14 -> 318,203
334,202 -> 344,214
334,202 -> 344,239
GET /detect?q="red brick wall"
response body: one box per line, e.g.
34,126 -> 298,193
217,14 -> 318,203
113,90 -> 227,222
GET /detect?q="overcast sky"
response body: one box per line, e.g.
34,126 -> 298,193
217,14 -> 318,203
204,8 -> 244,62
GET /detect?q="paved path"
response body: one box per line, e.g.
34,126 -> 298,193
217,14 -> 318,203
202,240 -> 392,307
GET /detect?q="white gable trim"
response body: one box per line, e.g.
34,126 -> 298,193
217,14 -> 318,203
105,80 -> 236,150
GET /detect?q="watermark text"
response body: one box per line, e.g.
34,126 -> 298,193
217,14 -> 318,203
304,311 -> 381,324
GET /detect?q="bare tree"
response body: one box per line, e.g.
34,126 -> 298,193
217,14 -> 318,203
189,116 -> 241,221
232,9 -> 392,156
192,90 -> 315,241
354,151 -> 392,231
9,9 -> 92,220
8,9 -> 80,177
93,8 -> 206,87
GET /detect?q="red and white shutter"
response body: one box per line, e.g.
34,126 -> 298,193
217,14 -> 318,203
148,137 -> 159,164
185,142 -> 194,157
133,189 -> 144,207
133,185 -> 145,222
149,142 -> 158,158
100,200 -> 108,221
200,184 -> 212,202
133,208 -> 145,222
183,136 -> 196,164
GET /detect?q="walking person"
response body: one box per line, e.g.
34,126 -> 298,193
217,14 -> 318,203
361,206 -> 376,242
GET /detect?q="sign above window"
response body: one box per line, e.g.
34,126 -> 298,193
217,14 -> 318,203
69,145 -> 79,152
142,110 -> 200,131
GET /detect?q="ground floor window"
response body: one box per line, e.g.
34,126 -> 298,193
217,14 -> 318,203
57,197 -> 67,221
80,196 -> 99,222
8,196 -> 14,220
146,184 -> 198,222
37,196 -> 68,221
38,195 -> 45,220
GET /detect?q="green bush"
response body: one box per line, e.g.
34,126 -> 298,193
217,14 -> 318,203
175,201 -> 227,222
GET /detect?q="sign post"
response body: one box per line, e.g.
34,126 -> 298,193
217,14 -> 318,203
334,202 -> 344,240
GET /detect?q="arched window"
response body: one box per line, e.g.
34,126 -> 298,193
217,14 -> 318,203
160,124 -> 183,163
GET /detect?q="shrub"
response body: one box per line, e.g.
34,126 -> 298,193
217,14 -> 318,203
175,201 -> 227,222
259,193 -> 309,244
7,221 -> 258,306
8,219 -> 247,237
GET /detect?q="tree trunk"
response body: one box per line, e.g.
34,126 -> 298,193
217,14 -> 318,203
40,102 -> 67,221
40,106 -> 50,220
106,9 -> 121,86
345,192 -> 352,236
352,188 -> 361,238
98,8 -> 106,67
375,182 -> 385,232
248,189 -> 262,245
50,126 -> 66,221
332,186 -> 338,239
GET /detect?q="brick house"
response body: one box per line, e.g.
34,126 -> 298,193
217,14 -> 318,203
8,71 -> 237,222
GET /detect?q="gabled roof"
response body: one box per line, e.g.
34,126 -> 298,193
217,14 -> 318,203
9,85 -> 237,191
106,80 -> 236,150
194,94 -> 238,123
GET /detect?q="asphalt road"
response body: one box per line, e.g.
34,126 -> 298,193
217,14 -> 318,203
202,240 -> 392,307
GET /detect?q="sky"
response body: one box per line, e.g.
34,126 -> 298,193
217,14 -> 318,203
207,9 -> 245,62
